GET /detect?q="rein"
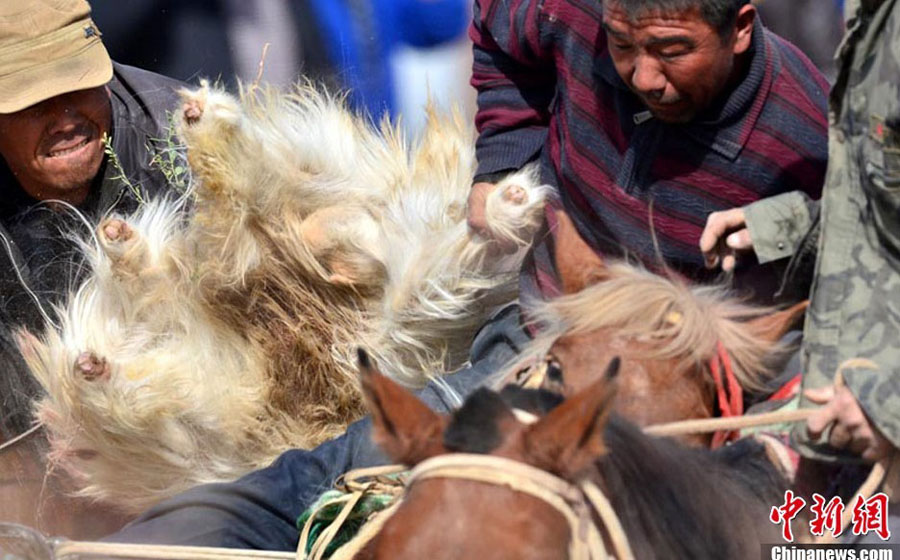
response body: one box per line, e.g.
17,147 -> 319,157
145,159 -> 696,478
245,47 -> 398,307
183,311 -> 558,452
405,453 -> 634,560
0,423 -> 42,455
709,341 -> 743,448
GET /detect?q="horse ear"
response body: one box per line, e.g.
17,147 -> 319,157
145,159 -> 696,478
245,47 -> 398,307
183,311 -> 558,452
521,357 -> 620,478
357,349 -> 448,465
553,210 -> 608,294
746,300 -> 808,344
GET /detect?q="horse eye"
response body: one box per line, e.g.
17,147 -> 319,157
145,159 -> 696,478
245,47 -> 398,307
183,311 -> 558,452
546,358 -> 563,383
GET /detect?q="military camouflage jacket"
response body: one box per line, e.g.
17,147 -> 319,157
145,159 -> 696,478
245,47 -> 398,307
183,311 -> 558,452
744,0 -> 900,460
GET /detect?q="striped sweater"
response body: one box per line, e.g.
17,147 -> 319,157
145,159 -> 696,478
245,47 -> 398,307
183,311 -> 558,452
470,0 -> 829,303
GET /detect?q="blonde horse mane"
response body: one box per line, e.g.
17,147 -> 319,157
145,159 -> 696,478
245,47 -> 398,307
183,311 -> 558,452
496,262 -> 788,393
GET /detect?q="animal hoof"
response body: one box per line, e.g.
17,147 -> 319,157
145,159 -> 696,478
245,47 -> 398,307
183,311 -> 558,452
101,218 -> 133,244
75,351 -> 110,382
501,184 -> 527,205
183,99 -> 204,126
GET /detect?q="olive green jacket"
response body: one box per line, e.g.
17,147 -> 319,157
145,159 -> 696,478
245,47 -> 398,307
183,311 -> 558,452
743,0 -> 900,460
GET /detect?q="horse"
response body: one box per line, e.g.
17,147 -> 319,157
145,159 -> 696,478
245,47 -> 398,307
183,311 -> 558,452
13,81 -> 549,514
346,351 -> 787,559
492,211 -> 808,447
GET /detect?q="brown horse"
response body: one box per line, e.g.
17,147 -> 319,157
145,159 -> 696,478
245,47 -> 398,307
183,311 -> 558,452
493,211 -> 807,446
348,352 -> 786,559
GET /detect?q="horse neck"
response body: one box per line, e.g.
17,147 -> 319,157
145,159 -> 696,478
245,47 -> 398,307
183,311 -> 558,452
595,417 -> 784,559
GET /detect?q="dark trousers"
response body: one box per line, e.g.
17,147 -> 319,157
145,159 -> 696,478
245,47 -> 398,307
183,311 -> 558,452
105,305 -> 529,550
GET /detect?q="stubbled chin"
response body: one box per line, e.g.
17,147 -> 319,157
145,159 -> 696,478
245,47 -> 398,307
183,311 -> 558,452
650,106 -> 694,124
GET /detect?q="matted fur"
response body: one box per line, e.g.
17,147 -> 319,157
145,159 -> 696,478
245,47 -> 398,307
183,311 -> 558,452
493,263 -> 784,393
18,81 -> 549,513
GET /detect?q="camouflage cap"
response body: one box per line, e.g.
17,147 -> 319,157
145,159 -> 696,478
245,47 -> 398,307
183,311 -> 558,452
0,0 -> 112,114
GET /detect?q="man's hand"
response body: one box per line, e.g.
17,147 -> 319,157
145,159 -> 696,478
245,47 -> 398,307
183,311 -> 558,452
806,385 -> 894,462
466,182 -> 498,235
466,181 -> 520,254
699,208 -> 753,272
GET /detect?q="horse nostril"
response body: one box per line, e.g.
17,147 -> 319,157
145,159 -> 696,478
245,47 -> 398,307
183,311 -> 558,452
515,368 -> 530,383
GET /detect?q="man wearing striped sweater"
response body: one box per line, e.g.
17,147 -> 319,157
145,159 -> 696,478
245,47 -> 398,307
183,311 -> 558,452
467,0 -> 829,304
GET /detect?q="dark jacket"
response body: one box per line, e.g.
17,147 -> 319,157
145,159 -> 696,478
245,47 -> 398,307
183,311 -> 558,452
0,63 -> 184,437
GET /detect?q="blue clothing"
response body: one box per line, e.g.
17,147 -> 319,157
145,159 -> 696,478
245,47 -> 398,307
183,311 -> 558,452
308,0 -> 469,118
105,305 -> 529,550
91,1 -> 469,119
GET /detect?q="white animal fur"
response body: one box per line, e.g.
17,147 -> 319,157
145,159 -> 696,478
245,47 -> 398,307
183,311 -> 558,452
19,81 -> 549,513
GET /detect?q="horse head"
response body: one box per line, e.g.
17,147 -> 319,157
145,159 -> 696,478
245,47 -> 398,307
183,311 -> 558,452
351,350 -> 784,559
504,210 -> 807,446
353,349 -> 621,559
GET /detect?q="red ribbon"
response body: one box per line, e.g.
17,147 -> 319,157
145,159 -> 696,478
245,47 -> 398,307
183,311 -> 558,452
710,340 -> 743,449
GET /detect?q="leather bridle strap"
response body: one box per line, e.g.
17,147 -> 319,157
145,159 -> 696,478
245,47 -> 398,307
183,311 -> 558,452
407,454 -> 635,560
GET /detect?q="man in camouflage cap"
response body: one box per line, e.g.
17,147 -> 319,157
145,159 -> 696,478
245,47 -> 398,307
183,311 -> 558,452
702,0 -> 900,471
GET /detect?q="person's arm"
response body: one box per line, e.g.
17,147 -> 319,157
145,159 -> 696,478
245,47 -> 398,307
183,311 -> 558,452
743,191 -> 820,264
466,0 -> 555,239
470,0 -> 555,181
700,191 -> 820,271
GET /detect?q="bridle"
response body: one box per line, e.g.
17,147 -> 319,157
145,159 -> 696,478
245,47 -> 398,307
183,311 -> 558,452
405,453 -> 636,560
514,339 -> 744,448
0,423 -> 42,456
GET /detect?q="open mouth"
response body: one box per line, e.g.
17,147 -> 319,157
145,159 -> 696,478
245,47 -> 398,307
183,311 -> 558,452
48,136 -> 92,158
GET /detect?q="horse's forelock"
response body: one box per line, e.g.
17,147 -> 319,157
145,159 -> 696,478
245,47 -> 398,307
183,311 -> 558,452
442,388 -> 515,454
522,262 -> 781,393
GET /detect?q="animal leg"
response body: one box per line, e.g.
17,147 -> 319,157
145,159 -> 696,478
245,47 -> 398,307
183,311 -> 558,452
483,166 -> 549,249
297,206 -> 386,287
501,184 -> 527,205
98,217 -> 149,275
74,351 -> 110,382
177,81 -> 244,197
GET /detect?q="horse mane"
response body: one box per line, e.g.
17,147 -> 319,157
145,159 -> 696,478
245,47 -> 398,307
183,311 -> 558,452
431,386 -> 784,558
496,262 -> 788,393
600,417 -> 785,558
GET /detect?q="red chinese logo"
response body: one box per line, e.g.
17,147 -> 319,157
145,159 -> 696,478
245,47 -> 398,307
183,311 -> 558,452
809,494 -> 844,538
770,490 -> 806,542
850,493 -> 891,541
771,491 -> 892,541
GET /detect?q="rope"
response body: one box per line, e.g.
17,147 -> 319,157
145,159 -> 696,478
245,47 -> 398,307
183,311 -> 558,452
0,423 -> 42,454
644,408 -> 813,437
404,453 -> 620,560
581,481 -> 636,560
53,541 -> 296,559
296,464 -> 406,559
810,454 -> 894,545
328,502 -> 401,560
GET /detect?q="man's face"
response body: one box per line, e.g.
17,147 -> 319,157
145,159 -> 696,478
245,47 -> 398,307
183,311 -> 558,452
602,1 -> 752,123
0,87 -> 112,204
